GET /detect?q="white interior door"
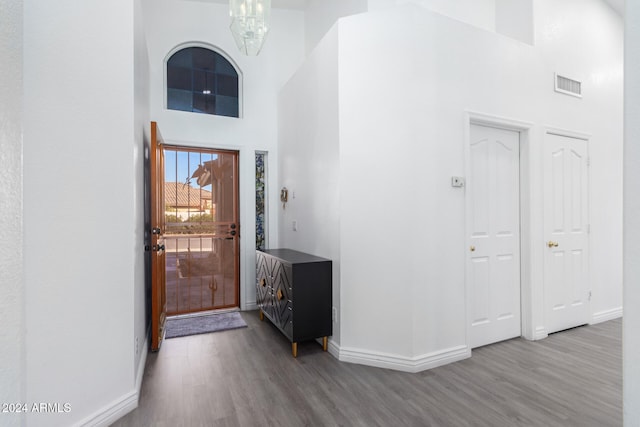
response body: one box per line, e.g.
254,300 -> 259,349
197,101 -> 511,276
543,132 -> 590,334
467,124 -> 521,349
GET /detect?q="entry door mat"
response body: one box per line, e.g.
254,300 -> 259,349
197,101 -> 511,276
165,312 -> 247,339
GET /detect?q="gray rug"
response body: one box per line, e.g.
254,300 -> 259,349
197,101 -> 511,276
165,312 -> 247,339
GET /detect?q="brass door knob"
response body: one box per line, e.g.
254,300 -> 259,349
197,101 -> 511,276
547,241 -> 559,248
470,245 -> 476,252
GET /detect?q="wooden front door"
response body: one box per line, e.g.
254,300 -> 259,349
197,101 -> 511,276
163,147 -> 240,315
151,121 -> 167,351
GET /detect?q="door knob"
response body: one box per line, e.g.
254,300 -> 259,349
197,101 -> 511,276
547,241 -> 559,248
470,245 -> 476,252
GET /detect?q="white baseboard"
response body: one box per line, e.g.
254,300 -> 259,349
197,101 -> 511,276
75,337 -> 149,427
75,390 -> 138,427
335,344 -> 470,373
327,338 -> 340,360
243,301 -> 258,311
135,336 -> 149,395
533,326 -> 548,341
592,307 -> 623,324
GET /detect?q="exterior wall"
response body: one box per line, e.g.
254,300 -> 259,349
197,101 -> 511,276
0,0 -> 24,425
624,0 -> 640,424
141,0 -> 306,310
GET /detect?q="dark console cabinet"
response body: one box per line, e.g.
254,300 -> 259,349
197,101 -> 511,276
256,249 -> 332,357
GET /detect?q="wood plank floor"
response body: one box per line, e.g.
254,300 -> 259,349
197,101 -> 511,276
112,312 -> 621,427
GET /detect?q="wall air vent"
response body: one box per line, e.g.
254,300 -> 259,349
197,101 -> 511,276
555,73 -> 582,98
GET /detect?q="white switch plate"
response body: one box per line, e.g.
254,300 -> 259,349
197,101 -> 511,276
451,176 -> 465,188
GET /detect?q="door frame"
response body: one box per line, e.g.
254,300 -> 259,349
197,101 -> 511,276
464,111 -> 535,345
158,138 -> 254,312
151,121 -> 167,351
162,143 -> 241,314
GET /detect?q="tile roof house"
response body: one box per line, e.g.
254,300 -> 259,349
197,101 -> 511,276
164,182 -> 213,220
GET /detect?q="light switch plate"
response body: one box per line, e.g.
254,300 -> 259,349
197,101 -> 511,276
451,176 -> 465,188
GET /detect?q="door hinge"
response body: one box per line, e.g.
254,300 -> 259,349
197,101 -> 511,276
588,291 -> 592,301
587,156 -> 591,167
587,224 -> 591,234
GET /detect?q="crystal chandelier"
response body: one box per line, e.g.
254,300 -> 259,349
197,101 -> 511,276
229,0 -> 271,56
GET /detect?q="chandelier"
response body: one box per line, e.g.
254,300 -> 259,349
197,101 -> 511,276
229,0 -> 271,56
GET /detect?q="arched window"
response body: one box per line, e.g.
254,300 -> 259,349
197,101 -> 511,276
166,46 -> 240,118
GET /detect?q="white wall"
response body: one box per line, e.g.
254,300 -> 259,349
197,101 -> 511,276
133,0 -> 151,387
368,0 -> 496,32
495,0 -> 534,44
303,0 -> 500,58
369,0 -> 534,46
142,0 -> 306,310
22,1 -> 142,425
534,0 -> 624,322
624,0 -> 640,424
278,24 -> 341,344
279,0 -> 622,371
337,6 -> 530,365
0,0 -> 24,425
304,0 -> 367,54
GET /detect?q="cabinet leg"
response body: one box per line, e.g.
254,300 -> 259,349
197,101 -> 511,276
259,310 -> 264,321
322,336 -> 328,352
292,342 -> 298,358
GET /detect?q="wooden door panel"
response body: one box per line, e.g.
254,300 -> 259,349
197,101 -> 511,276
151,121 -> 167,351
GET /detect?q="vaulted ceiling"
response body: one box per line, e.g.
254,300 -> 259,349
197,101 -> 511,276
197,0 -> 623,16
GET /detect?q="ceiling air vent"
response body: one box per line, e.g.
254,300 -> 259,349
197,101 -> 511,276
555,73 -> 582,98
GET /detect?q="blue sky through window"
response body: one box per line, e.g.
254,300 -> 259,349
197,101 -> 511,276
164,149 -> 218,191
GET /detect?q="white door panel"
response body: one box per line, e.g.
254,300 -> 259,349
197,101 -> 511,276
468,124 -> 521,348
544,133 -> 590,334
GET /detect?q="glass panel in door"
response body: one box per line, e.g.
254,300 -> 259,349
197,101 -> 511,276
164,147 -> 239,315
